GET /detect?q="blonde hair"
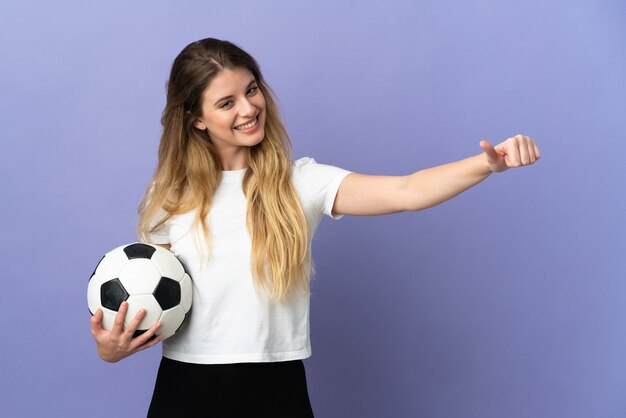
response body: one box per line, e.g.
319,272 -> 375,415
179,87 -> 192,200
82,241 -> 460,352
137,38 -> 312,302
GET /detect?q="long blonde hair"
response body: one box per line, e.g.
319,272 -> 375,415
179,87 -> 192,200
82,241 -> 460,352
137,38 -> 312,302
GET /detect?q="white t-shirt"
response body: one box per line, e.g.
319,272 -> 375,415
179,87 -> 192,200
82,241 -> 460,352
147,157 -> 352,364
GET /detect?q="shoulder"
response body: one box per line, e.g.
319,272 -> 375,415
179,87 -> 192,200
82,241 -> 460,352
292,156 -> 349,175
292,156 -> 317,169
291,155 -> 353,192
291,157 -> 318,181
291,156 -> 353,219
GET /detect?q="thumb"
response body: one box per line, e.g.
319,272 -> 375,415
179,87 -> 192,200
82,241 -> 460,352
479,140 -> 499,163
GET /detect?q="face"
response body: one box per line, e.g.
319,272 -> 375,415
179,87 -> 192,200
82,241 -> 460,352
193,67 -> 266,167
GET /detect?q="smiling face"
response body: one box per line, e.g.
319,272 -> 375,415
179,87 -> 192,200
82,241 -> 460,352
193,67 -> 266,170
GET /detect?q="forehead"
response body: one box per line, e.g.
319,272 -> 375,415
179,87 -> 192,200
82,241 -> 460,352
204,67 -> 255,98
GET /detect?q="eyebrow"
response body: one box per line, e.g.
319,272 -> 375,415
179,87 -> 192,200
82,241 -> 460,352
213,78 -> 258,106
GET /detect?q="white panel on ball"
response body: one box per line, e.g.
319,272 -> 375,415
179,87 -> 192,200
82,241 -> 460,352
158,305 -> 186,339
119,259 -> 161,294
87,273 -> 107,314
101,308 -> 117,330
179,273 -> 193,313
95,249 -> 129,278
125,294 -> 162,330
151,247 -> 185,282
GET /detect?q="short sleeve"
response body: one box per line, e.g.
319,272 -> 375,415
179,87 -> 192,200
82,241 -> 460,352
147,208 -> 170,244
293,157 -> 353,220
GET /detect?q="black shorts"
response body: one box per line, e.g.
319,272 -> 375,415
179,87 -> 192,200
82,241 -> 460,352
147,356 -> 315,418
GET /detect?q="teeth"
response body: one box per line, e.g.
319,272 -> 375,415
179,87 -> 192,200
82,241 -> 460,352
235,117 -> 258,130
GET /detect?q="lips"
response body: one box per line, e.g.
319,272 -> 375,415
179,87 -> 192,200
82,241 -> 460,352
234,113 -> 260,130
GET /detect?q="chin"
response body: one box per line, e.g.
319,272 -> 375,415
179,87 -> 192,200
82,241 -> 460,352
252,133 -> 265,147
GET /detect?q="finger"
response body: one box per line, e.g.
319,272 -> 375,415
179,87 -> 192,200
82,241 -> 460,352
527,138 -> 536,164
124,308 -> 148,339
111,300 -> 129,335
479,140 -> 499,163
130,321 -> 162,351
518,136 -> 530,165
506,136 -> 521,167
534,143 -> 541,159
136,333 -> 165,353
91,309 -> 104,336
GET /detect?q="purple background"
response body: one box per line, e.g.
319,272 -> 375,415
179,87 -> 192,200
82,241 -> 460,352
1,0 -> 625,417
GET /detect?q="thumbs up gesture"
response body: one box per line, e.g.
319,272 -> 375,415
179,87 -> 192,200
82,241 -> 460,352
480,134 -> 541,173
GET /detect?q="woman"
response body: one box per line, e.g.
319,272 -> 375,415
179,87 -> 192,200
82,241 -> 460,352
90,38 -> 541,417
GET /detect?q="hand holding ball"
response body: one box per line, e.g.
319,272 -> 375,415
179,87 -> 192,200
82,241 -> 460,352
88,243 -> 192,362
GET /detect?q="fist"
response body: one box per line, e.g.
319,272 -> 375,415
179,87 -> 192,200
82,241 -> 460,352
480,134 -> 541,173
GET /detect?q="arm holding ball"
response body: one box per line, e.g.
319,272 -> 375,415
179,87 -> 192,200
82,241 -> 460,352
90,301 -> 164,363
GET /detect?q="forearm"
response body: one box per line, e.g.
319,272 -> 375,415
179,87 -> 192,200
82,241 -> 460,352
406,153 -> 492,211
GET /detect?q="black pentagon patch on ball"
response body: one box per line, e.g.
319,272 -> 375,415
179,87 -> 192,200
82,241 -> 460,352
123,243 -> 156,260
101,278 -> 129,311
154,277 -> 181,310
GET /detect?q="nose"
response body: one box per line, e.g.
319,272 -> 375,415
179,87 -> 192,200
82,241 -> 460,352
238,97 -> 256,118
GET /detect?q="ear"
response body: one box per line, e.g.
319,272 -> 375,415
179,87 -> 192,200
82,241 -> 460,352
193,118 -> 207,131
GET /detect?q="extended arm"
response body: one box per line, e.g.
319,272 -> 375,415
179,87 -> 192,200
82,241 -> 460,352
404,152 -> 492,211
332,135 -> 541,216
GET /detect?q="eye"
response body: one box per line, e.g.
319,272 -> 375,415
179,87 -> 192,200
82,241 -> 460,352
219,86 -> 258,109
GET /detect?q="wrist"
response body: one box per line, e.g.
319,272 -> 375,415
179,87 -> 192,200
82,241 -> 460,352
476,153 -> 494,175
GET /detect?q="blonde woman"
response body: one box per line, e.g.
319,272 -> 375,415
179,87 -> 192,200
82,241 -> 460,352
89,38 -> 541,417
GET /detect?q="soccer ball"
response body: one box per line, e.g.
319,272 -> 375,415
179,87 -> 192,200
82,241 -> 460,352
87,242 -> 192,340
